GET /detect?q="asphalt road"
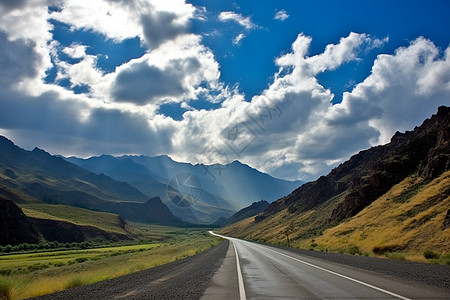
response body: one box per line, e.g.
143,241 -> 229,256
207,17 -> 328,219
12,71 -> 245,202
209,232 -> 450,300
31,234 -> 449,299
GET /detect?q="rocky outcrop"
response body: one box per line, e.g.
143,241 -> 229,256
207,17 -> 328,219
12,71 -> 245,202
0,198 -> 41,245
218,200 -> 270,226
31,218 -> 130,243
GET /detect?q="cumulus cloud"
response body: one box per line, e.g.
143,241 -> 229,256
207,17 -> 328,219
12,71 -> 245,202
51,0 -> 196,48
0,32 -> 41,87
140,11 -> 188,49
274,9 -> 289,21
111,60 -> 189,104
0,0 -> 449,183
333,37 -> 450,144
0,0 -> 28,11
109,34 -> 221,105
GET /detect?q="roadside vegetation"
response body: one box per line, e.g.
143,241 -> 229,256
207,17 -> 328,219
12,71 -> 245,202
221,171 -> 450,265
0,225 -> 222,300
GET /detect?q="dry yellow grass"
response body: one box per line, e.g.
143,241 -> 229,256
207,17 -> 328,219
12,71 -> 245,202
222,171 -> 450,262
312,171 -> 450,258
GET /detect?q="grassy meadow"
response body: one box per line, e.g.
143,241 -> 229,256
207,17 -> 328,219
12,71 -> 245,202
0,225 -> 222,299
20,204 -> 130,235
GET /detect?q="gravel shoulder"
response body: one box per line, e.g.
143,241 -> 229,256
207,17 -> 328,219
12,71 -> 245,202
31,240 -> 229,300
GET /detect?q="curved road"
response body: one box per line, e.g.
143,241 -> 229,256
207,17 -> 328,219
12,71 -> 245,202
205,232 -> 450,300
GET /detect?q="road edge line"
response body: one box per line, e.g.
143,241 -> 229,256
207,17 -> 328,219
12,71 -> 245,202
231,240 -> 247,300
262,246 -> 411,300
209,232 -> 246,300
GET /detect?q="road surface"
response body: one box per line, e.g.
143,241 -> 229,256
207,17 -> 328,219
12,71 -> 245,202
205,232 -> 450,299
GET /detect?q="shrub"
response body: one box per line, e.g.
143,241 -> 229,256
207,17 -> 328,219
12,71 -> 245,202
348,246 -> 362,255
53,261 -> 65,267
0,277 -> 13,300
372,244 -> 403,255
74,257 -> 88,263
64,277 -> 84,289
423,249 -> 440,259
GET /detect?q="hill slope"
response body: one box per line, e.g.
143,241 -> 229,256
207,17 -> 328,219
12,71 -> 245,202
0,137 -> 178,224
221,106 -> 450,259
215,200 -> 270,227
0,197 -> 132,245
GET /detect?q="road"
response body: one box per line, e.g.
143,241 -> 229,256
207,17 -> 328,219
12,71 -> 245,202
205,232 -> 450,300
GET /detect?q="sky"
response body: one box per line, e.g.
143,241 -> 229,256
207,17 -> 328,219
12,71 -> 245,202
0,0 -> 449,182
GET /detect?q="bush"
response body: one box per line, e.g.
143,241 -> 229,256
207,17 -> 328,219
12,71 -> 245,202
423,249 -> 440,259
64,277 -> 84,289
372,244 -> 403,255
74,257 -> 88,263
0,277 -> 13,300
348,246 -> 362,255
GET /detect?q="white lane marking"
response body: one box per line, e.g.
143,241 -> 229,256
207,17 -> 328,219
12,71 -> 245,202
260,245 -> 411,300
209,232 -> 246,300
231,240 -> 247,300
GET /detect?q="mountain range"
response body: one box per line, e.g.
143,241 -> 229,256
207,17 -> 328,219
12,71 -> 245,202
64,154 -> 301,224
0,135 -> 300,228
221,106 -> 450,257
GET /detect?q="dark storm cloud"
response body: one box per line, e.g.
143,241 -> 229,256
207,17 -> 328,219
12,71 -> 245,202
0,0 -> 28,11
111,57 -> 201,105
0,31 -> 41,87
140,11 -> 188,49
0,88 -> 174,155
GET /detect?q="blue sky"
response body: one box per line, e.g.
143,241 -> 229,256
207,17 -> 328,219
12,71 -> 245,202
0,0 -> 449,181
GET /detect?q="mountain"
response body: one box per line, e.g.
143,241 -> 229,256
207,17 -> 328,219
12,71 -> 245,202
214,200 -> 270,227
0,197 -> 41,245
65,154 -> 301,224
221,106 -> 450,257
0,136 -> 178,224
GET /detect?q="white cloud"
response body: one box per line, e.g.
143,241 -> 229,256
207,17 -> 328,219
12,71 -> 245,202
233,33 -> 245,45
335,37 -> 450,144
108,34 -> 221,105
51,0 -> 196,49
218,11 -> 257,30
0,0 -> 449,184
62,44 -> 88,59
274,9 -> 289,21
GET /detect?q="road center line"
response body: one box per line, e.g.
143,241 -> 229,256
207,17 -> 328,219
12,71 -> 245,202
231,240 -> 247,300
260,245 -> 411,300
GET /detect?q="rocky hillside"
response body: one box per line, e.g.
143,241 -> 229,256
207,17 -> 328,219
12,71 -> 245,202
215,200 -> 270,227
0,198 -> 40,245
222,106 -> 449,258
260,106 -> 449,222
0,197 -> 131,245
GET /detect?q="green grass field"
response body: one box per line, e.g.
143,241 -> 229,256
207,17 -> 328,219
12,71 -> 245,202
20,203 -> 129,235
0,227 -> 222,299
